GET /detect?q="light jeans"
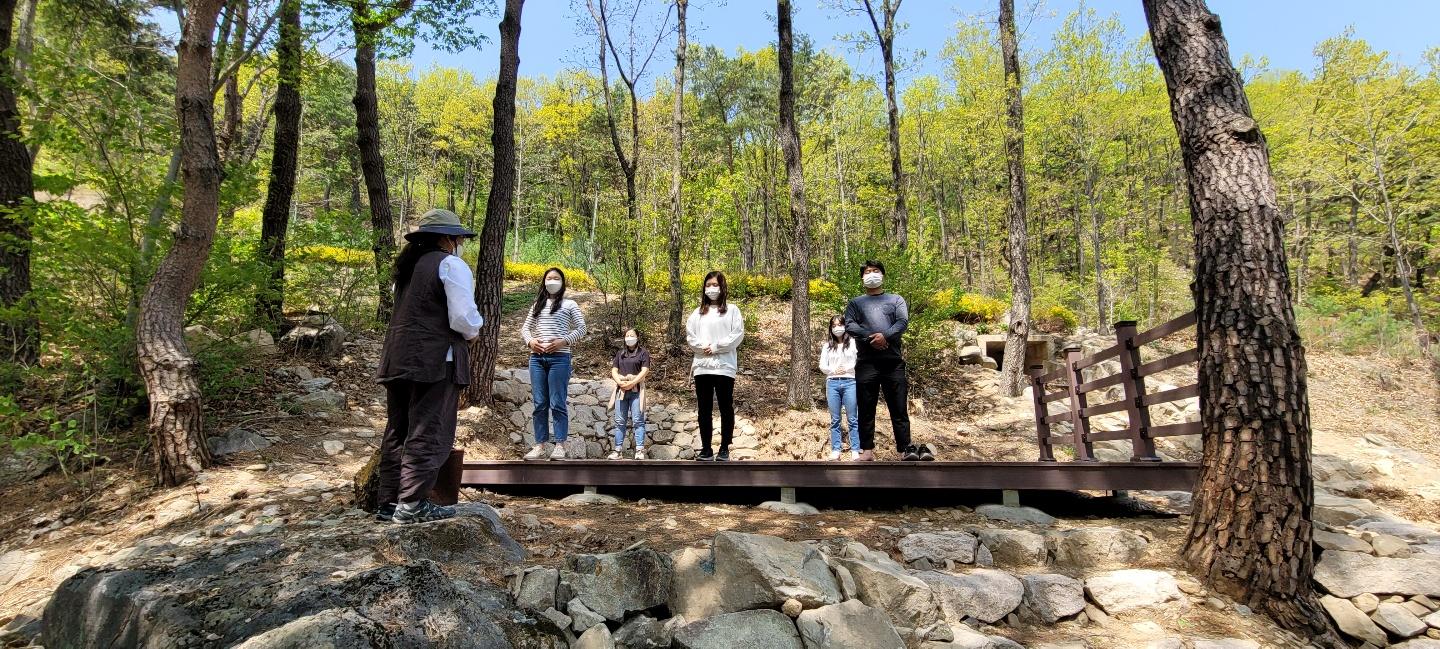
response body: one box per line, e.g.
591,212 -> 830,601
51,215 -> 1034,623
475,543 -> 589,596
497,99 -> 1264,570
613,389 -> 646,448
529,353 -> 572,443
827,377 -> 859,452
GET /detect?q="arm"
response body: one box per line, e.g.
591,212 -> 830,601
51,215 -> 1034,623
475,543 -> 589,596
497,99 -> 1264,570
562,302 -> 587,346
843,299 -> 872,338
521,307 -> 537,346
438,257 -> 483,340
686,310 -> 707,353
881,295 -> 910,339
818,344 -> 833,375
715,307 -> 745,352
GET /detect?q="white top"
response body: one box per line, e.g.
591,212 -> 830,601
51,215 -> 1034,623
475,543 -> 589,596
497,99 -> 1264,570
686,305 -> 745,378
521,297 -> 587,355
438,255 -> 483,361
818,338 -> 857,379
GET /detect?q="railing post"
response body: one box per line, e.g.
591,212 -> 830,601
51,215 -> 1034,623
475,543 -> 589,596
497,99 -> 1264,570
1063,347 -> 1096,461
1029,365 -> 1055,462
1114,321 -> 1161,462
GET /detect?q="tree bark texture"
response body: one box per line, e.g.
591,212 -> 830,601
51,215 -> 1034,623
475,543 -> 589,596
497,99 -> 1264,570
1142,0 -> 1339,642
257,0 -> 302,329
666,0 -> 687,357
352,0 -> 407,325
778,0 -> 813,409
134,0 -> 225,486
462,0 -> 524,406
0,0 -> 37,365
862,0 -> 907,248
998,0 -> 1032,398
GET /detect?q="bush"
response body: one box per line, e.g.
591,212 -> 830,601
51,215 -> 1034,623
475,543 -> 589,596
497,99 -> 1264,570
505,261 -> 597,290
929,288 -> 1007,323
1297,289 -> 1426,359
642,271 -> 842,307
1034,304 -> 1079,334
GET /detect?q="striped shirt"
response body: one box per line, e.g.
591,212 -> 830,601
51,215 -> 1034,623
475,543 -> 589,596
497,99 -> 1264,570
521,298 -> 587,354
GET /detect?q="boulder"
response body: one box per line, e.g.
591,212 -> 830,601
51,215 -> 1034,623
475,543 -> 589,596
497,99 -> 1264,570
0,549 -> 41,589
1374,602 -> 1429,638
0,447 -> 58,489
183,324 -> 222,351
295,389 -> 346,413
562,548 -> 673,621
832,557 -> 943,628
1083,569 -> 1183,615
975,504 -> 1055,526
299,377 -> 335,392
1314,493 -> 1388,527
276,365 -> 315,381
672,609 -> 802,649
1314,551 -> 1440,598
1373,533 -> 1416,558
758,501 -> 820,515
1313,529 -> 1373,554
1020,574 -> 1086,623
230,608 -> 383,648
235,328 -> 278,356
208,428 -> 272,456
280,316 -> 347,359
914,569 -> 1022,625
1356,521 -> 1440,543
672,532 -> 841,619
574,624 -> 615,649
1319,595 -> 1387,646
795,599 -> 905,649
976,529 -> 1048,568
1047,527 -> 1149,568
898,532 -> 979,565
566,598 -> 606,633
612,614 -> 672,649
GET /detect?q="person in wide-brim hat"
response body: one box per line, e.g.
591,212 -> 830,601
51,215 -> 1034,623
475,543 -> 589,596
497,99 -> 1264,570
405,208 -> 476,241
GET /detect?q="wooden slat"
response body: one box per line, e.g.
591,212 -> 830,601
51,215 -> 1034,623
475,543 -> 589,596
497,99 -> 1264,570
1087,429 -> 1135,442
1149,421 -> 1202,438
1080,399 -> 1130,418
1042,412 -> 1072,425
1075,371 -> 1127,395
1042,389 -> 1070,404
1073,343 -> 1122,370
1136,348 -> 1199,378
1133,311 -> 1197,347
1036,367 -> 1066,383
1142,383 -> 1200,407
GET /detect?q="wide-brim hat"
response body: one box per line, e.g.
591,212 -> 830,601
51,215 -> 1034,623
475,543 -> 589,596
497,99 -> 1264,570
405,208 -> 477,241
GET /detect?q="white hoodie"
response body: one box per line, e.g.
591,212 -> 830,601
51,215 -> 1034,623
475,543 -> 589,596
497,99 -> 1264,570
686,305 -> 745,378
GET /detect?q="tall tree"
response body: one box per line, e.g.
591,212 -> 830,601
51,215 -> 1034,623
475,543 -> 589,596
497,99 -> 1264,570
998,0 -> 1032,398
1142,0 -> 1339,641
134,0 -> 226,486
257,0 -> 303,329
778,0 -> 813,409
666,0 -> 687,357
0,0 -> 37,365
860,0 -> 908,247
463,0 -> 524,406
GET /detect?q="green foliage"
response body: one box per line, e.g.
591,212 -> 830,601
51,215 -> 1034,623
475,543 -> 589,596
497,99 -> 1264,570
1034,304 -> 1079,334
1297,288 -> 1427,359
929,288 -> 1007,323
505,261 -> 597,290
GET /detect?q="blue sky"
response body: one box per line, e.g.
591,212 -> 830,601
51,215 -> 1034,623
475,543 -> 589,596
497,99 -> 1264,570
403,0 -> 1439,92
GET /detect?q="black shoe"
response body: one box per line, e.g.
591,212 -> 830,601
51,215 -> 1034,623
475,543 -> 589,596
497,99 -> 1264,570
374,502 -> 396,522
918,446 -> 935,462
695,450 -> 715,461
716,448 -> 731,462
901,445 -> 921,462
392,500 -> 456,524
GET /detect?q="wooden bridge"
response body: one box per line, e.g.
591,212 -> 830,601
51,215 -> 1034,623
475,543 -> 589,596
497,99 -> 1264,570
453,312 -> 1204,499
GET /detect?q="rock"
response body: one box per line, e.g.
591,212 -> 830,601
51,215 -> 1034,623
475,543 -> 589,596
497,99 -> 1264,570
276,365 -> 315,381
795,599 -> 906,649
1083,569 -> 1183,615
914,569 -> 1022,625
942,624 -> 1001,649
1374,534 -> 1416,558
1353,592 -> 1381,613
1020,573 -> 1086,623
673,609 -> 803,649
975,504 -> 1055,526
567,598 -> 606,633
782,598 -> 804,618
1047,527 -> 1149,568
1314,529 -> 1373,553
322,440 -> 344,456
1320,594 -> 1388,646
183,324 -> 222,350
562,548 -> 673,621
834,557 -> 943,628
1426,609 -> 1440,628
898,531 -> 979,565
613,614 -> 671,649
1315,551 -> 1440,598
298,377 -> 335,393
208,428 -> 273,456
561,492 -> 622,505
758,501 -> 820,515
1191,640 -> 1260,649
514,567 -> 559,612
977,529 -> 1047,568
0,550 -> 41,589
539,607 -> 572,634
295,389 -> 346,412
647,445 -> 680,460
279,316 -> 347,359
1375,602 -> 1429,638
1314,492 -> 1389,527
574,623 -> 615,649
1357,521 -> 1440,543
1395,640 -> 1440,648
671,532 -> 840,620
235,328 -> 278,355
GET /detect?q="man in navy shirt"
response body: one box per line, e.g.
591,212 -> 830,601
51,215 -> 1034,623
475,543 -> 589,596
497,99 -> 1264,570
843,260 -> 933,462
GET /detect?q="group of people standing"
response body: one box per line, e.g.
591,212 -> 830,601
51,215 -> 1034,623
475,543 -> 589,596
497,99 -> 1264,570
371,208 -> 932,523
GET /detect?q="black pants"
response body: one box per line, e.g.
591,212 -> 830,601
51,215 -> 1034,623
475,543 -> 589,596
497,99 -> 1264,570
856,359 -> 911,452
378,366 -> 459,505
694,374 -> 735,454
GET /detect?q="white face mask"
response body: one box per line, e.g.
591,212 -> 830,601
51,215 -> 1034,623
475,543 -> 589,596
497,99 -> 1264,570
862,272 -> 884,289
831,326 -> 846,337
704,286 -> 721,300
624,336 -> 638,347
545,279 -> 563,295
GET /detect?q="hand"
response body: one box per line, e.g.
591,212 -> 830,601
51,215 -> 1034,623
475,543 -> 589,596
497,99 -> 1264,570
703,344 -> 715,355
549,339 -> 569,353
529,339 -> 546,354
868,333 -> 888,349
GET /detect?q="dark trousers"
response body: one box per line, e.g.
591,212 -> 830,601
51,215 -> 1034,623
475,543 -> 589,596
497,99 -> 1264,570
694,374 -> 735,453
856,359 -> 912,452
378,366 -> 459,505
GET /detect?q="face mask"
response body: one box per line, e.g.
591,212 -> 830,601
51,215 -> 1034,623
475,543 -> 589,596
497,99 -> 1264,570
704,286 -> 721,300
862,272 -> 884,289
545,279 -> 563,295
625,336 -> 638,347
831,326 -> 846,337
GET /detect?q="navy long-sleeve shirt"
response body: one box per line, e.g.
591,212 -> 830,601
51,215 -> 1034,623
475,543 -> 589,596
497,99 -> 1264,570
843,292 -> 909,363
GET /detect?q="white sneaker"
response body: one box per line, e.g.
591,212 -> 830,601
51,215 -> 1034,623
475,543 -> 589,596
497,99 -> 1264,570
549,444 -> 567,460
635,447 -> 646,460
523,444 -> 547,460
828,450 -> 842,461
848,450 -> 861,461
606,450 -> 621,460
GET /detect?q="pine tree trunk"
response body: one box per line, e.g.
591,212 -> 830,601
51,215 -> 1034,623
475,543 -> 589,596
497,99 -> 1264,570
998,0 -> 1032,398
0,0 -> 37,365
1142,0 -> 1340,642
134,0 -> 225,486
778,0 -> 812,410
218,0 -> 248,166
256,0 -> 301,330
462,0 -> 523,407
352,3 -> 399,325
863,0 -> 907,248
666,0 -> 687,357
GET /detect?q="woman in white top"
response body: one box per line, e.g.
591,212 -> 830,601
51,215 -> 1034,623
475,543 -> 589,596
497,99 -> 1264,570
819,314 -> 860,461
686,271 -> 745,461
521,268 -> 588,460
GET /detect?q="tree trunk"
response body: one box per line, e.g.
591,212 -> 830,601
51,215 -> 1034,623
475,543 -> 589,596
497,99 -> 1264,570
1142,0 -> 1339,642
1086,166 -> 1112,334
219,0 -> 248,165
135,0 -> 225,486
862,0 -> 907,248
256,0 -> 301,330
462,0 -> 523,406
998,0 -> 1031,398
352,2 -> 402,324
0,0 -> 37,365
778,0 -> 812,410
666,0 -> 687,357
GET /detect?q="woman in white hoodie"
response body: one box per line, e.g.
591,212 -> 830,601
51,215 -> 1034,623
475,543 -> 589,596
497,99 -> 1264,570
819,314 -> 860,461
686,271 -> 745,461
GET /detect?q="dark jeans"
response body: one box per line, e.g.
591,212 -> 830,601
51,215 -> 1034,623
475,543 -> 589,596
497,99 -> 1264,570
856,359 -> 912,452
694,373 -> 735,454
378,364 -> 459,505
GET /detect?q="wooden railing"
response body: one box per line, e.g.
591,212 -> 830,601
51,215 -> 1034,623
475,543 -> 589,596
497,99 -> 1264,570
1028,312 -> 1200,463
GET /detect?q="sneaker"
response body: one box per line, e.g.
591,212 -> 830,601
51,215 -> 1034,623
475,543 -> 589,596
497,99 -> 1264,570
715,448 -> 731,462
855,449 -> 875,462
634,447 -> 647,460
523,444 -> 548,460
374,502 -> 396,523
901,445 -> 921,462
392,500 -> 456,524
828,450 -> 842,461
695,450 -> 715,461
918,445 -> 935,461
549,444 -> 567,460
606,450 -> 622,460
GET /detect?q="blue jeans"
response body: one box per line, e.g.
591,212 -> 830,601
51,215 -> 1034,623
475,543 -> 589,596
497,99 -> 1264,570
529,353 -> 572,443
613,389 -> 645,448
827,377 -> 859,452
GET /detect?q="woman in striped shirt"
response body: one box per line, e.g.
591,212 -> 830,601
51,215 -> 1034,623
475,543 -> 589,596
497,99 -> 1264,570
521,268 -> 588,460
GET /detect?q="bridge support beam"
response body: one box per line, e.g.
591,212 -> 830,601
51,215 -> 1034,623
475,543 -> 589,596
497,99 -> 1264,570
1003,489 -> 1021,507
